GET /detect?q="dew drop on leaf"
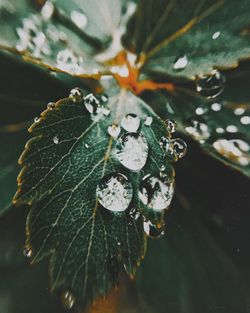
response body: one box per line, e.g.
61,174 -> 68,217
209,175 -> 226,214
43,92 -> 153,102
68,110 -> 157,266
139,173 -> 175,211
96,173 -> 133,212
212,31 -> 221,40
108,124 -> 121,138
172,138 -> 187,159
53,136 -> 59,144
84,93 -> 100,114
47,102 -> 56,110
62,290 -> 75,310
144,116 -> 153,126
143,220 -> 165,238
240,116 -> 250,125
196,70 -> 225,99
234,108 -> 245,116
165,119 -> 177,133
159,137 -> 171,154
34,117 -> 40,123
211,102 -> 222,112
226,125 -> 238,133
116,133 -> 149,171
41,1 -> 54,20
129,207 -> 141,221
71,10 -> 87,29
69,87 -> 84,102
121,113 -> 140,132
173,55 -> 188,71
185,120 -> 210,141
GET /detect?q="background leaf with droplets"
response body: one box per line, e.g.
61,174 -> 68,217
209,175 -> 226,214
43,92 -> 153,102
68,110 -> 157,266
123,0 -> 250,78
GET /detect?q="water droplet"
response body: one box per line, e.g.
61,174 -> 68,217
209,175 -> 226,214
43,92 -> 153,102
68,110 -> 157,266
62,290 -> 75,310
165,119 -> 177,133
84,143 -> 89,148
41,1 -> 54,20
23,247 -> 32,258
143,220 -> 165,238
185,120 -> 210,141
216,127 -> 224,134
34,117 -> 40,123
53,136 -> 59,144
234,108 -> 245,116
195,107 -> 205,115
96,173 -> 133,212
108,124 -> 121,138
71,10 -> 87,29
172,138 -> 187,159
173,55 -> 188,71
47,102 -> 55,110
226,125 -> 238,133
211,102 -> 222,111
144,116 -> 153,126
139,172 -> 175,211
69,88 -> 83,102
84,93 -> 100,114
240,116 -> 250,125
212,31 -> 221,40
121,114 -> 140,132
116,133 -> 148,171
213,139 -> 249,166
196,70 -> 225,99
129,207 -> 141,221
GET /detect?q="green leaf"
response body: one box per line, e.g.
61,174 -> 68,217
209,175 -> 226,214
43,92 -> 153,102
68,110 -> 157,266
13,89 -> 175,308
123,0 -> 250,78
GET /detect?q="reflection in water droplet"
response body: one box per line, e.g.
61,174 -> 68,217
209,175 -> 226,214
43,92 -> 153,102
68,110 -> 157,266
143,220 -> 165,238
96,173 -> 133,212
212,31 -> 221,40
47,102 -> 55,110
62,290 -> 75,310
129,207 -> 140,221
71,10 -> 87,29
185,120 -> 210,141
144,116 -> 153,126
108,124 -> 121,138
196,70 -> 225,99
213,139 -> 249,166
165,119 -> 177,133
226,125 -> 238,133
116,133 -> 148,171
139,172 -> 174,211
172,138 -> 187,159
53,136 -> 59,144
211,102 -> 222,112
121,114 -> 140,132
69,87 -> 83,102
173,55 -> 188,71
240,116 -> 250,125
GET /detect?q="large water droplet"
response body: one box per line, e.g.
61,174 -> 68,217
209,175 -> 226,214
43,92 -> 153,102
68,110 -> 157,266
139,172 -> 175,211
196,70 -> 225,98
69,87 -> 83,102
121,114 -> 140,132
143,220 -> 165,238
116,133 -> 148,171
108,124 -> 121,138
173,55 -> 188,71
62,290 -> 75,310
172,138 -> 187,159
96,173 -> 133,212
